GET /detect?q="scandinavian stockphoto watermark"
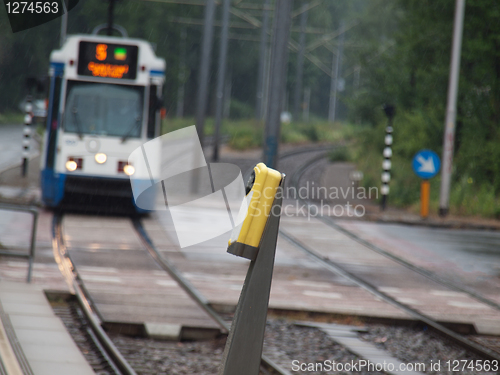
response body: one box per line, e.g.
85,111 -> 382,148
128,126 -> 375,247
254,181 -> 378,219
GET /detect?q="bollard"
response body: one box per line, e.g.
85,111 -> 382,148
22,96 -> 33,177
219,163 -> 284,375
420,180 -> 430,218
381,104 -> 394,211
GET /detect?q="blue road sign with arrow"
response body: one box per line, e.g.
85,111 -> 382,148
412,150 -> 441,179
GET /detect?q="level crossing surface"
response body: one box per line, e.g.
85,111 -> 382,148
61,214 -> 221,338
337,220 -> 500,306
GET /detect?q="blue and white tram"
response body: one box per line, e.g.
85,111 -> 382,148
41,32 -> 165,212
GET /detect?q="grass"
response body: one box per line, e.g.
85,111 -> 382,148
328,147 -> 351,162
350,112 -> 500,219
162,113 -> 500,219
0,112 -> 24,125
162,117 -> 366,150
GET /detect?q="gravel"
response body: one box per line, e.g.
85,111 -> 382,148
360,324 -> 498,375
110,334 -> 226,375
262,319 -> 384,375
51,297 -> 385,375
50,287 -> 499,375
51,298 -> 117,375
109,318 -> 385,375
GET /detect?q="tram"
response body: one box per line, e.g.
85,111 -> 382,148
40,27 -> 165,212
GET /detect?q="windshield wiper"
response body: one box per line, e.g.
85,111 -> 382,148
71,107 -> 84,140
121,116 -> 141,143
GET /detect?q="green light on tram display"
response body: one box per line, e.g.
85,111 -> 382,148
114,48 -> 127,61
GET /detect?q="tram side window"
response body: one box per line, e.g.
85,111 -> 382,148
147,85 -> 158,139
46,77 -> 62,169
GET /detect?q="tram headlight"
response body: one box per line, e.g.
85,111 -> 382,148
123,164 -> 135,176
95,153 -> 107,164
66,160 -> 78,172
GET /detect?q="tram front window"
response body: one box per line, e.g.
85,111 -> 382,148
64,81 -> 144,138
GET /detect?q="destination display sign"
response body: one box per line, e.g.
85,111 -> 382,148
77,41 -> 138,80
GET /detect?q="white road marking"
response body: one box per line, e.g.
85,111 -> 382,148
303,290 -> 342,299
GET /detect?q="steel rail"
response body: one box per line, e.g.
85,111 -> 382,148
52,214 -> 138,375
287,152 -> 500,313
283,152 -> 500,361
242,143 -> 338,182
132,219 -> 293,375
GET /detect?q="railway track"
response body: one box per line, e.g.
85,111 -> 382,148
52,214 -> 137,375
279,149 -> 500,362
288,152 -> 500,313
48,145 -> 500,374
52,212 -> 291,375
133,219 -> 292,375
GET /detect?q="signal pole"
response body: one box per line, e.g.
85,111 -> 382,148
107,0 -> 115,35
195,0 -> 216,148
293,3 -> 308,121
213,0 -> 230,161
176,28 -> 187,118
439,0 -> 466,216
60,0 -> 68,47
263,0 -> 293,169
328,21 -> 344,123
255,0 -> 271,120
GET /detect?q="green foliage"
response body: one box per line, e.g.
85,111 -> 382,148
352,109 -> 500,217
344,0 -> 500,218
281,120 -> 365,144
328,147 -> 351,162
229,99 -> 254,120
449,178 -> 500,217
0,112 -> 24,125
225,120 -> 263,150
163,117 -> 263,150
280,128 -> 309,144
162,118 -> 363,150
229,129 -> 260,150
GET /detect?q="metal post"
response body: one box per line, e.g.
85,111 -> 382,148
381,104 -> 394,211
0,204 -> 38,283
328,21 -> 344,123
263,0 -> 293,169
439,0 -> 466,217
107,0 -> 115,36
27,209 -> 38,283
176,28 -> 187,118
303,86 -> 310,122
421,180 -> 430,218
354,65 -> 361,90
293,4 -> 308,121
218,184 -> 283,375
223,69 -> 231,119
213,0 -> 230,162
262,42 -> 271,120
255,0 -> 271,120
60,0 -> 68,47
22,96 -> 33,177
195,0 -> 216,148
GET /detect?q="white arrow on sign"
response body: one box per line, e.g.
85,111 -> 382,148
416,155 -> 435,173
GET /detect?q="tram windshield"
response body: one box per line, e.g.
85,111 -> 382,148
63,81 -> 144,138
